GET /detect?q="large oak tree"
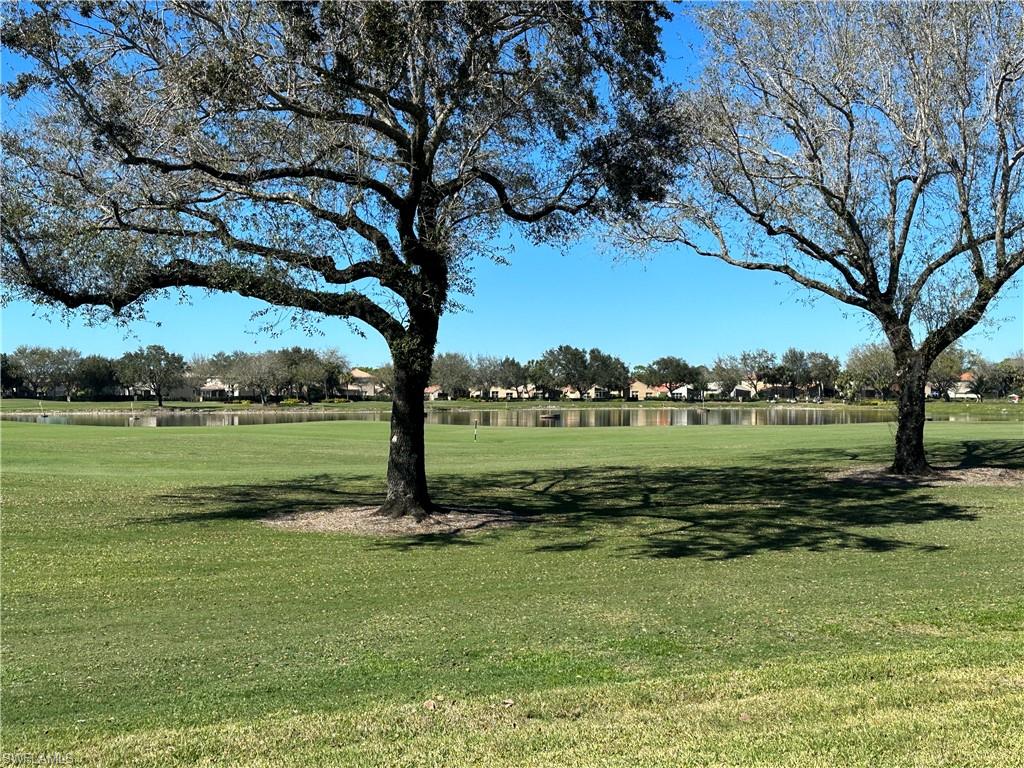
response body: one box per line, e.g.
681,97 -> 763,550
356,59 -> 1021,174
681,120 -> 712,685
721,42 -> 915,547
639,2 -> 1024,473
2,1 -> 675,518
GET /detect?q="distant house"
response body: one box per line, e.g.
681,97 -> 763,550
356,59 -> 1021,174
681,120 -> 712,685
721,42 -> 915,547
629,380 -> 669,401
743,380 -> 765,399
197,378 -> 239,401
531,384 -> 612,400
346,368 -> 388,399
561,385 -> 583,400
631,381 -> 679,401
947,372 -> 980,401
475,385 -> 526,400
520,383 -> 561,400
423,384 -> 445,401
709,380 -> 756,400
523,384 -> 553,399
671,384 -> 705,401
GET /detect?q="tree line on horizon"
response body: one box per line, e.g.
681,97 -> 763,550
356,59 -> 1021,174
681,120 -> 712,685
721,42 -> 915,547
4,343 -> 1021,405
0,345 -> 351,406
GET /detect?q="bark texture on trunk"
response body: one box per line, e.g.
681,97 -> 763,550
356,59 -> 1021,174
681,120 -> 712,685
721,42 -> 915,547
377,329 -> 438,520
891,353 -> 930,474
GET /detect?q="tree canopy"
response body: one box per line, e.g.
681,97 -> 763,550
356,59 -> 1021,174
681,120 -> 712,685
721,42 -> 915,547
1,0 -> 675,517
2,1 -> 672,332
844,344 -> 895,401
116,345 -> 186,406
636,2 -> 1024,472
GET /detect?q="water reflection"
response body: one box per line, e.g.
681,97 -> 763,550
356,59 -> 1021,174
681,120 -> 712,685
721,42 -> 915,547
451,407 -> 903,427
0,411 -> 390,427
4,405 -> 1013,429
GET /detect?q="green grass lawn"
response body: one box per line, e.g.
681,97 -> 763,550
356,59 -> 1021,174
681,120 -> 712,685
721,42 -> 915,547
1,420 -> 1022,766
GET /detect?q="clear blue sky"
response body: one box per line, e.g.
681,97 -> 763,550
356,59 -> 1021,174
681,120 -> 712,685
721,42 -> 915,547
2,13 -> 1022,368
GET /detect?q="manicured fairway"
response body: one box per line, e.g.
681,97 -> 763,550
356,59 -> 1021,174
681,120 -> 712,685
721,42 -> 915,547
1,420 -> 1022,766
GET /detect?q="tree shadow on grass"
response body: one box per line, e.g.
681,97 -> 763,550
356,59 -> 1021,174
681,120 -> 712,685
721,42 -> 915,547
397,439 -> 1017,559
145,441 -> 1011,559
153,472 -> 383,524
424,465 -> 973,560
748,437 -> 1024,472
936,439 -> 1024,469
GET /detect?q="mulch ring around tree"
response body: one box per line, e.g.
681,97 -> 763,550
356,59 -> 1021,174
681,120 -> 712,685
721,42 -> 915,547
261,505 -> 533,537
827,465 -> 1024,488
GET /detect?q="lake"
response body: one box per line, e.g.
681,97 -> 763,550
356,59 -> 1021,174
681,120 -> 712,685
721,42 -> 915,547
2,405 -> 1017,428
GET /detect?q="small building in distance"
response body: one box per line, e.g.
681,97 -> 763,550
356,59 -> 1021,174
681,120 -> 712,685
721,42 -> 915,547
947,372 -> 981,401
345,368 -> 388,399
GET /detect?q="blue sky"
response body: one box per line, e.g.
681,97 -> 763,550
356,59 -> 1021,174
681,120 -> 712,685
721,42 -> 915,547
2,12 -> 1022,367
4,233 -> 1020,367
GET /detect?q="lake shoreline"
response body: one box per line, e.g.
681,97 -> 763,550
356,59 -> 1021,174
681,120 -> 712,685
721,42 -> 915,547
3,401 -> 1018,427
0,400 -> 898,417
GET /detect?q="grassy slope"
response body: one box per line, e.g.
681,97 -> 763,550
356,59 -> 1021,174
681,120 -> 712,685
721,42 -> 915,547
1,420 -> 1022,766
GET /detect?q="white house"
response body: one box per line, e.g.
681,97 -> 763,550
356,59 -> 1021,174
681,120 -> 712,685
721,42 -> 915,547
947,372 -> 981,401
703,380 -> 757,400
196,377 -> 241,401
670,384 -> 706,401
474,385 -> 531,400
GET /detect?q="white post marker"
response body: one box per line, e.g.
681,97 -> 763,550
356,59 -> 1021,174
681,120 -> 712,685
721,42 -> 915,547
474,418 -> 478,442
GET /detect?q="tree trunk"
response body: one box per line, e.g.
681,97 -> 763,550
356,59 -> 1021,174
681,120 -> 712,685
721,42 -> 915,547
891,353 -> 930,475
156,388 -> 164,407
376,336 -> 437,520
